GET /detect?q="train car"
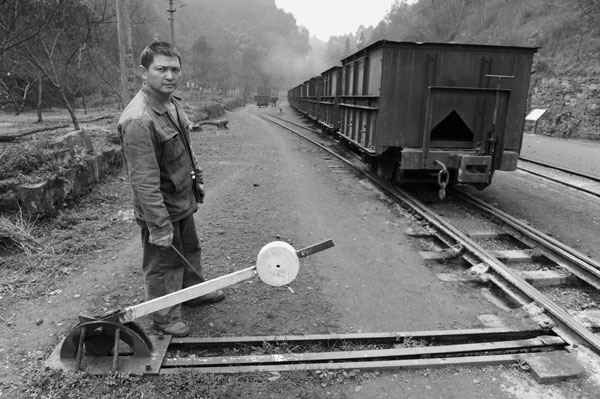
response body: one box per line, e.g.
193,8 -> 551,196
338,40 -> 536,190
254,86 -> 272,107
307,76 -> 322,122
318,66 -> 343,134
289,83 -> 302,113
288,81 -> 310,116
299,80 -> 310,115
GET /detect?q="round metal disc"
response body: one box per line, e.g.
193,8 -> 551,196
256,241 -> 299,286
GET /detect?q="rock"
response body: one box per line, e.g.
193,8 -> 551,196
16,177 -> 68,214
54,130 -> 94,153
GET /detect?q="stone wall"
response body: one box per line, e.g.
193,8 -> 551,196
0,130 -> 122,215
529,76 -> 600,140
0,98 -> 242,215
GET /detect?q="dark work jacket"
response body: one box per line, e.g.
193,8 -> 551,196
117,84 -> 203,241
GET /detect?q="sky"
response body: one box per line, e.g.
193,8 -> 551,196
275,0 -> 396,42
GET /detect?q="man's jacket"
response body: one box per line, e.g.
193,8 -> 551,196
118,85 -> 203,241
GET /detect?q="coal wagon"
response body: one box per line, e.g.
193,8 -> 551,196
254,86 -> 274,108
338,40 -> 536,189
318,66 -> 343,134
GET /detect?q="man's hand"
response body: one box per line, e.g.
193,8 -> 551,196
150,231 -> 173,247
197,183 -> 205,203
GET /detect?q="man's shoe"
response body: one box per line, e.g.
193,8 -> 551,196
154,321 -> 190,337
183,289 -> 225,307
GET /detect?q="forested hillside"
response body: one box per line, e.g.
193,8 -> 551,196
369,0 -> 600,75
360,0 -> 600,139
1,0 -> 598,137
144,0 -> 317,95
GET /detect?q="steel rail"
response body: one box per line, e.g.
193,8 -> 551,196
517,164 -> 600,199
382,185 -> 600,356
270,112 -> 600,202
260,113 -> 600,356
164,337 -> 564,368
170,326 -> 551,346
163,328 -> 561,373
452,189 -> 600,290
519,156 -> 600,183
160,353 -> 526,374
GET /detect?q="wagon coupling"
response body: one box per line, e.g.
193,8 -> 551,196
45,239 -> 334,374
435,160 -> 450,199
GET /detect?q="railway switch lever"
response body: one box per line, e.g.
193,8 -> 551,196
45,239 -> 334,374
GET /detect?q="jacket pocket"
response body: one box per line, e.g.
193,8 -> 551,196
160,129 -> 185,165
170,166 -> 192,193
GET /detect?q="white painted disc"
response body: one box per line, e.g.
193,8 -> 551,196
256,241 -> 299,286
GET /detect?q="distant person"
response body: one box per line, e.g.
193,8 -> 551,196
117,41 -> 224,337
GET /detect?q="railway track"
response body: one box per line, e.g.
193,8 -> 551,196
517,157 -> 600,198
47,109 -> 599,376
260,111 -> 600,362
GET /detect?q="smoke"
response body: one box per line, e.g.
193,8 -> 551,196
260,33 -> 332,92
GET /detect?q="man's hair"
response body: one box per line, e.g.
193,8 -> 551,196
140,41 -> 181,68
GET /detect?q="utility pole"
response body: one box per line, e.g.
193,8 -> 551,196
116,0 -> 136,107
167,0 -> 176,45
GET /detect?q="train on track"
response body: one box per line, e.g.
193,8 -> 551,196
255,86 -> 277,108
288,40 -> 537,194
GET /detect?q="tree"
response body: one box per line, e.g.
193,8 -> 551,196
0,0 -> 65,55
0,67 -> 34,115
356,25 -> 366,49
19,0 -> 114,129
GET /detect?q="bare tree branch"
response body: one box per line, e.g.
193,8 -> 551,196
0,0 -> 65,55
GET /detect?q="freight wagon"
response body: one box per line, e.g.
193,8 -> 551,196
255,86 -> 274,108
288,40 -> 536,194
318,66 -> 343,133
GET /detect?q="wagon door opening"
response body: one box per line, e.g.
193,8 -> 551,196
422,86 -> 511,185
430,110 -> 474,143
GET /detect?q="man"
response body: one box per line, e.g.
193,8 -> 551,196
118,41 -> 224,337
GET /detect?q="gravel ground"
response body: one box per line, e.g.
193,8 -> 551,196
1,104 -> 600,398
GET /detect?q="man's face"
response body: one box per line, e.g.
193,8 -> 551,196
141,54 -> 181,96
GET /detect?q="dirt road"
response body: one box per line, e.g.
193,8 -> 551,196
2,104 -> 599,398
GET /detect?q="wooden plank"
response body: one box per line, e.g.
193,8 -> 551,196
468,231 -> 500,240
436,272 -> 480,283
403,228 -> 434,237
120,267 -> 257,323
164,336 -> 565,367
490,250 -> 534,263
419,250 -> 461,260
160,353 -> 531,374
520,270 -> 574,287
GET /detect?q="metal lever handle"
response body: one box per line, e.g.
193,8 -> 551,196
296,239 -> 334,258
117,239 -> 334,324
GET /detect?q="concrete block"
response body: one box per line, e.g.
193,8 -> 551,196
16,180 -> 66,214
526,351 -> 585,384
54,130 -> 94,153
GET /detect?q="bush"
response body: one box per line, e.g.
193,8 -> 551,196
0,140 -> 58,181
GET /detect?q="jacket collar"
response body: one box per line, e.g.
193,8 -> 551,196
142,83 -> 176,115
